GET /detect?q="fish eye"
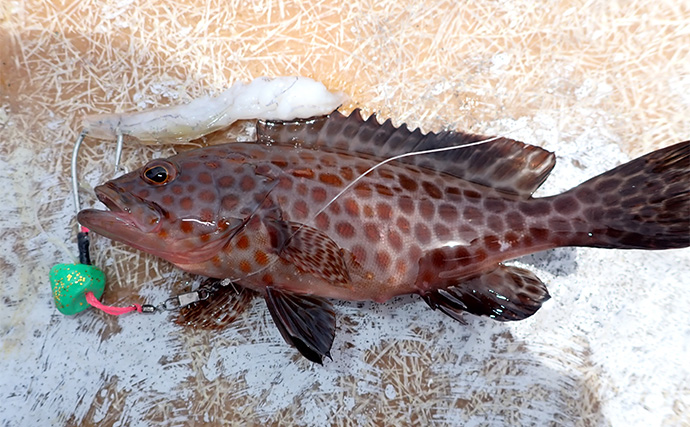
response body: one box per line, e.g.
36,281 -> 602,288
141,160 -> 177,185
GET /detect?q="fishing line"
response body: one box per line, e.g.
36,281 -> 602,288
235,131 -> 512,282
50,129 -> 136,316
310,135 -> 505,224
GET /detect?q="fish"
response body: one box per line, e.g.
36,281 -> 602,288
78,109 -> 690,363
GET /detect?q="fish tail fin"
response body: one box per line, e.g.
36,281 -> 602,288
560,140 -> 690,250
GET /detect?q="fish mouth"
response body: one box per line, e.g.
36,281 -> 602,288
77,183 -> 163,237
95,184 -> 125,212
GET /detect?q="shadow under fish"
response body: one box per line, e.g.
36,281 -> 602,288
78,109 -> 690,364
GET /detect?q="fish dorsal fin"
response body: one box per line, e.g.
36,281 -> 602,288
257,109 -> 556,197
423,265 -> 551,322
264,287 -> 336,364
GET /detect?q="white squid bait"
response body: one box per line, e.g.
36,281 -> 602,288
81,76 -> 348,143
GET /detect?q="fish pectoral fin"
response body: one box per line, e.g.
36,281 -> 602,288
423,265 -> 551,322
264,286 -> 336,364
273,220 -> 351,286
175,278 -> 257,329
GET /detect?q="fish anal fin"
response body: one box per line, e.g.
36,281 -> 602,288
264,287 -> 336,364
175,278 -> 257,329
424,265 -> 550,322
271,220 -> 351,286
257,109 -> 556,197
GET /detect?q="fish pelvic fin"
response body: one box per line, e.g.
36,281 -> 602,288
557,140 -> 690,250
423,265 -> 551,322
264,287 -> 336,364
175,278 -> 257,329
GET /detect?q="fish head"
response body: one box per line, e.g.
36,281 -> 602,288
77,150 -> 250,265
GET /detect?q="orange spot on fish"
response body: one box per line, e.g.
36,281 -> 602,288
340,166 -> 354,181
387,231 -> 403,251
180,221 -> 193,233
375,184 -> 394,196
221,195 -> 239,210
336,222 -> 356,238
376,202 -> 393,220
419,199 -> 435,220
200,209 -> 214,222
354,183 -> 372,198
320,154 -> 337,167
240,175 -> 256,191
239,260 -> 252,273
314,212 -> 330,229
254,250 -> 269,266
438,203 -> 458,222
395,259 -> 407,276
364,223 -> 380,242
262,274 -> 274,284
422,181 -> 442,199
396,217 -> 410,234
319,173 -> 343,187
200,234 -> 210,242
350,245 -> 367,264
199,172 -> 213,185
278,176 -> 293,189
375,251 -> 391,269
344,199 -> 359,216
236,235 -> 250,249
293,168 -> 315,178
293,200 -> 309,217
377,168 -> 394,180
398,174 -> 417,191
311,186 -> 327,202
299,151 -> 316,162
328,201 -> 341,214
180,197 -> 193,210
398,197 -> 414,214
414,223 -> 432,244
199,190 -> 216,203
218,176 -> 235,188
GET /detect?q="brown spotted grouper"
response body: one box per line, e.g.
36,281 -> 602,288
78,110 -> 690,363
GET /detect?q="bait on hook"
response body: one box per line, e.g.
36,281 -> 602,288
49,76 -> 347,317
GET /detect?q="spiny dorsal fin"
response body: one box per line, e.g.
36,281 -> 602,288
257,109 -> 556,197
423,265 -> 551,322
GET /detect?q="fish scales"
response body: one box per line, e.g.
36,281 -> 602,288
78,109 -> 690,363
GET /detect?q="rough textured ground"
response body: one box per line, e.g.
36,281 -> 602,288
1,0 -> 689,425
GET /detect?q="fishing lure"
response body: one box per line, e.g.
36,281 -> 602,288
77,109 -> 690,363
